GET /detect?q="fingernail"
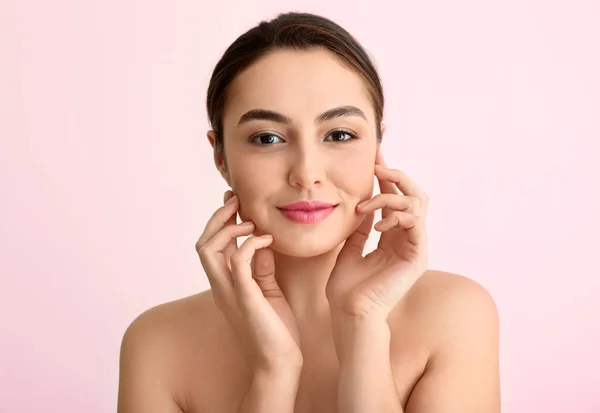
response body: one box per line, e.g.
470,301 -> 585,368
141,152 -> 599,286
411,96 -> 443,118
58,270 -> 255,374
225,195 -> 237,205
358,200 -> 370,208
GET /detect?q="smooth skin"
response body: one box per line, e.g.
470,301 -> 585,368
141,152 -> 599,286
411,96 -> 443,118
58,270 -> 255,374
117,48 -> 500,413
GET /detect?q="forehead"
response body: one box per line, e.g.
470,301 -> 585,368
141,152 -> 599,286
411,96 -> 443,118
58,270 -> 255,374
224,48 -> 375,124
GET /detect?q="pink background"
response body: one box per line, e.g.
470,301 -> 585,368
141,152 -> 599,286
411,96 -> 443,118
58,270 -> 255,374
1,0 -> 599,411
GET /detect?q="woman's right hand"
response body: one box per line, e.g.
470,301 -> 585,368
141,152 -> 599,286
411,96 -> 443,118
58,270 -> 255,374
195,190 -> 302,373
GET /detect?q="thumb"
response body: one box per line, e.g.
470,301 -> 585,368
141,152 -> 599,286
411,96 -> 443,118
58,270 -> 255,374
251,247 -> 283,299
338,211 -> 375,258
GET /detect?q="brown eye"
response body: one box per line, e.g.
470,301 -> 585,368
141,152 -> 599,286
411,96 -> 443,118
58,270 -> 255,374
250,133 -> 284,145
325,130 -> 357,142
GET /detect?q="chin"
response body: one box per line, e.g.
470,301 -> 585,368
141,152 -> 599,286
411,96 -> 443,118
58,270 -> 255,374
269,235 -> 342,258
266,219 -> 358,258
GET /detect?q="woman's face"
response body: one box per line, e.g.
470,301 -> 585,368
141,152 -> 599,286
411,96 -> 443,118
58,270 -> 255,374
212,48 -> 381,257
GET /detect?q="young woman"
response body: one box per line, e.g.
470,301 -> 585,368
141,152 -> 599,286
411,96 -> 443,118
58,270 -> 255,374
118,12 -> 500,413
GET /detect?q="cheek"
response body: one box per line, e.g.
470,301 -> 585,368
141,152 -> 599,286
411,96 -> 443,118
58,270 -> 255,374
336,153 -> 376,197
228,160 -> 274,222
228,154 -> 261,194
229,176 -> 258,221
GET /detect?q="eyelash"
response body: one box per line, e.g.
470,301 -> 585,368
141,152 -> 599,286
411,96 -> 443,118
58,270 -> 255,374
250,129 -> 359,145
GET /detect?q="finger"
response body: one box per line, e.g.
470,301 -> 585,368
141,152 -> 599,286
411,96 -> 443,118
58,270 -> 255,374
375,166 -> 399,198
196,194 -> 240,250
375,173 -> 400,219
374,212 -> 424,245
375,165 -> 428,214
202,221 -> 255,253
251,247 -> 283,299
222,191 -> 239,265
374,152 -> 404,219
230,234 -> 274,299
374,153 -> 400,217
197,244 -> 231,299
357,194 -> 420,218
223,190 -> 234,203
197,221 -> 255,291
338,210 -> 375,257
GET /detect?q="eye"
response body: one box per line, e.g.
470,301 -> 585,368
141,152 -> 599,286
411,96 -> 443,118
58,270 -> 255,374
250,133 -> 285,145
324,130 -> 358,142
249,129 -> 358,145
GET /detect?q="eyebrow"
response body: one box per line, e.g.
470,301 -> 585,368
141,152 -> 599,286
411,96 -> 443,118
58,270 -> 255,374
237,105 -> 368,126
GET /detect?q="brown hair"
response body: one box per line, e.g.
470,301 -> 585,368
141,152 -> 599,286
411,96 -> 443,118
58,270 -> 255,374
206,12 -> 384,152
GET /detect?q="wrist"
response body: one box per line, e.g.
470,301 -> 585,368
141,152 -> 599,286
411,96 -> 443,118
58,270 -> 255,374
331,315 -> 391,364
252,363 -> 302,391
331,311 -> 390,338
253,356 -> 303,378
243,360 -> 303,413
329,300 -> 390,324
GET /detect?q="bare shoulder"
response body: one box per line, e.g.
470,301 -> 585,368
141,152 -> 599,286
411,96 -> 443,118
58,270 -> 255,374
120,290 -> 220,358
409,269 -> 497,314
396,270 -> 501,412
412,269 -> 498,328
118,290 -> 242,413
401,269 -> 499,347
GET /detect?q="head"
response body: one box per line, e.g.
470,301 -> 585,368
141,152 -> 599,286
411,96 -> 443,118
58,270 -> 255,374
206,12 -> 385,257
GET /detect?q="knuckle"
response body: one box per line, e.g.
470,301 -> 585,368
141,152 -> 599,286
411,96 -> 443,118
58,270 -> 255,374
408,213 -> 418,223
226,223 -> 249,239
243,235 -> 261,247
230,250 -> 243,263
259,279 -> 283,297
222,225 -> 236,239
230,247 -> 250,264
216,203 -> 233,216
195,235 -> 209,251
196,245 -> 212,260
254,265 -> 275,279
254,264 -> 274,279
381,194 -> 394,205
366,194 -> 381,205
411,196 -> 421,211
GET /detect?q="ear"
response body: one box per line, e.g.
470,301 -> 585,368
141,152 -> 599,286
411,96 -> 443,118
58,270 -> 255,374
207,130 -> 232,187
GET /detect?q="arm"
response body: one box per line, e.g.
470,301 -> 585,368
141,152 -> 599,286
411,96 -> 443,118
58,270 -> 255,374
236,366 -> 302,413
333,277 -> 501,413
333,316 -> 403,413
117,313 -> 184,413
405,280 -> 501,413
117,311 -> 303,413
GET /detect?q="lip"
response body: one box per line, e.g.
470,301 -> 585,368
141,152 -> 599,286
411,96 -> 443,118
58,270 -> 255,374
279,201 -> 337,211
278,201 -> 338,224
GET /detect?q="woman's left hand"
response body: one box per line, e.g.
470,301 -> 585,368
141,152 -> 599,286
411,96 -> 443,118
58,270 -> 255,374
326,151 -> 429,321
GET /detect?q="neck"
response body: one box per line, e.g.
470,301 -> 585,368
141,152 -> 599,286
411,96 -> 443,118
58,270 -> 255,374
272,242 -> 344,326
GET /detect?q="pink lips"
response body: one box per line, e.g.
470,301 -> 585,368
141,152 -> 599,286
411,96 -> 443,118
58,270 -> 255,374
278,201 -> 337,224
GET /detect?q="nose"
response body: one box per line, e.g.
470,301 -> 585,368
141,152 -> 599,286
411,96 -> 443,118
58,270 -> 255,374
288,141 -> 325,189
